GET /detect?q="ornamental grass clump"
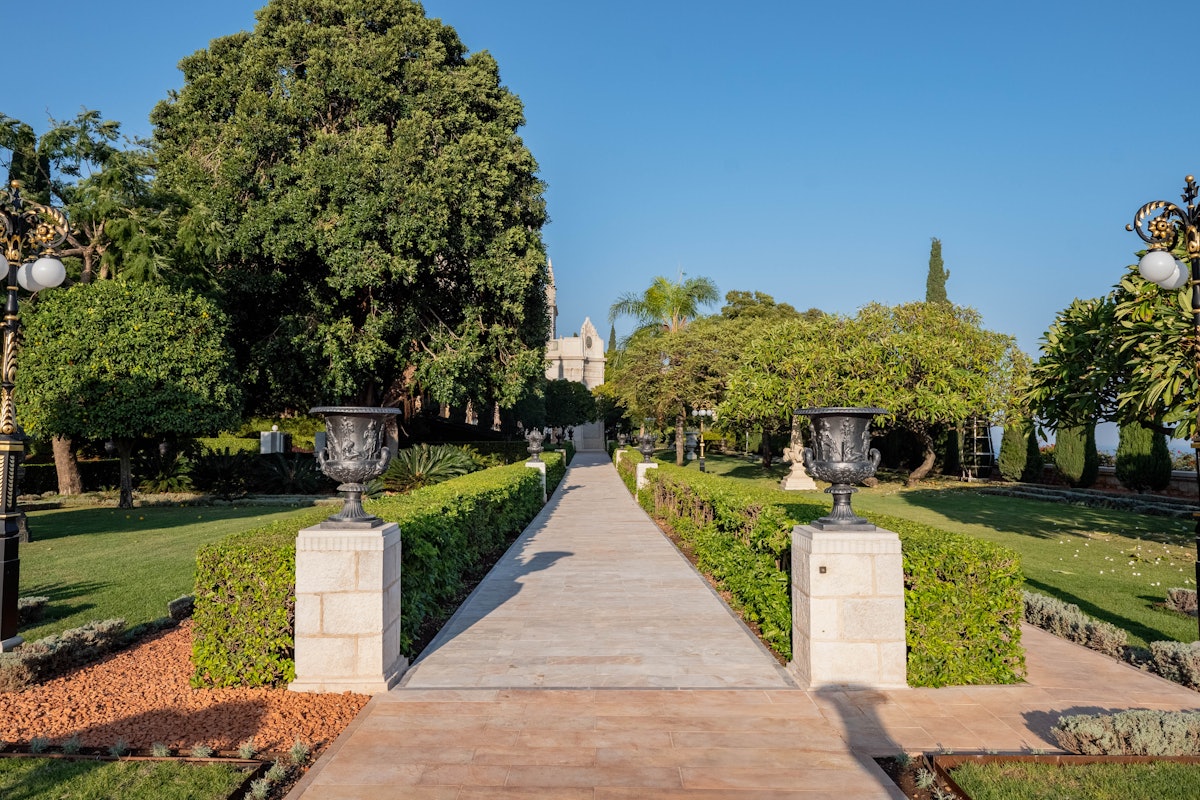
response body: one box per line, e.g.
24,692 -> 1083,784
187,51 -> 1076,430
379,444 -> 481,493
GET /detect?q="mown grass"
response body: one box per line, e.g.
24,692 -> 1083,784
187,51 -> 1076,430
949,760 -> 1200,800
19,504 -> 322,640
0,757 -> 250,800
674,450 -> 1198,648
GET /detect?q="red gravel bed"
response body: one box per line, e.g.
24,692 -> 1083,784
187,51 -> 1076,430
0,621 -> 370,752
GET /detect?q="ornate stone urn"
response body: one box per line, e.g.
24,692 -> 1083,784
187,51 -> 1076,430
638,430 -> 657,463
311,406 -> 401,528
797,407 -> 887,530
684,430 -> 698,461
526,428 -> 545,462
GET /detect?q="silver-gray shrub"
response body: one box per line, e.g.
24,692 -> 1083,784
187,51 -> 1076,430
1166,587 -> 1198,616
1053,709 -> 1200,755
1022,591 -> 1127,657
1149,641 -> 1200,690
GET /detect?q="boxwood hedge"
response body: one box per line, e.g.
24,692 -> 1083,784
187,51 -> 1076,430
622,456 -> 1025,687
191,453 -> 565,687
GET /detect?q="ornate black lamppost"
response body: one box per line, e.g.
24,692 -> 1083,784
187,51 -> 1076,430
0,181 -> 68,650
690,404 -> 715,472
1129,176 -> 1200,639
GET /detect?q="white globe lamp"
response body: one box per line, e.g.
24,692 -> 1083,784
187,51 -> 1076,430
1138,249 -> 1178,284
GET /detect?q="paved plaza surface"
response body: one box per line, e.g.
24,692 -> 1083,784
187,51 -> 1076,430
288,452 -> 1200,799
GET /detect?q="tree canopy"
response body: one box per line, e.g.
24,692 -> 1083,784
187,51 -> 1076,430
17,281 -> 241,507
150,0 -> 549,413
1025,256 -> 1196,439
722,302 -> 1025,484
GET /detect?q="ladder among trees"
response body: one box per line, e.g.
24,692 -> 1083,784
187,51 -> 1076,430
961,417 -> 996,480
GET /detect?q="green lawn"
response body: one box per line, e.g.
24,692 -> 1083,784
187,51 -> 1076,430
19,504 -> 322,641
666,450 -> 1198,648
949,760 -> 1200,800
0,757 -> 251,800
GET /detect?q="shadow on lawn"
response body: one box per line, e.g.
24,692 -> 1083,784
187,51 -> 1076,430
23,504 -> 319,542
893,488 -> 1192,543
18,581 -> 106,628
1024,577 -> 1177,647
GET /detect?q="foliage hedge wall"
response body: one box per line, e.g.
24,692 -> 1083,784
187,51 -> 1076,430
621,455 -> 1025,687
191,453 -> 564,687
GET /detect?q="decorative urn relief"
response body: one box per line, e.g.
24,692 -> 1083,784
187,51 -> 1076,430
797,407 -> 886,530
311,406 -> 401,528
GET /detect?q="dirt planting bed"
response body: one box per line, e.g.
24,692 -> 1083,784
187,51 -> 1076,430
0,621 -> 369,754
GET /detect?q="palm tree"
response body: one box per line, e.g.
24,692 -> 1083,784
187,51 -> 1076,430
608,275 -> 720,339
608,274 -> 719,464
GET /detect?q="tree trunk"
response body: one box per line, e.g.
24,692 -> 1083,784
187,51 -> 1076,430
116,438 -> 135,509
52,435 -> 83,495
907,430 -> 937,486
675,414 -> 685,466
760,427 -> 773,468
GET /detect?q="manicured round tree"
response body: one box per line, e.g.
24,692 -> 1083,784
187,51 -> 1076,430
17,281 -> 242,507
998,422 -> 1029,481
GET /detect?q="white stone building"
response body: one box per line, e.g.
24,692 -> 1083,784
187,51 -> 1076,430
543,260 -> 606,451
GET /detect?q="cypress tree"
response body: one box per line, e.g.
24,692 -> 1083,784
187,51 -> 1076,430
1056,424 -> 1099,488
1021,428 -> 1045,483
998,422 -> 1029,481
925,237 -> 950,304
1115,423 -> 1153,491
1149,432 -> 1173,490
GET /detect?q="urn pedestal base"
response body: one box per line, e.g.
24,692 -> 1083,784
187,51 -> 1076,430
635,462 -> 658,491
789,524 -> 907,689
290,522 -> 407,694
525,460 -> 547,502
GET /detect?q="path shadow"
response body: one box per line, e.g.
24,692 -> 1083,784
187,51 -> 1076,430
812,686 -> 908,796
405,540 -> 574,666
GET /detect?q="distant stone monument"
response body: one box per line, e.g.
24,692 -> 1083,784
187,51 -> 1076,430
780,417 -> 818,491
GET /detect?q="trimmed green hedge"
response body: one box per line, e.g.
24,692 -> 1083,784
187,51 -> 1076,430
190,455 -> 563,687
191,510 -> 327,687
21,460 -> 122,494
629,460 -> 1025,687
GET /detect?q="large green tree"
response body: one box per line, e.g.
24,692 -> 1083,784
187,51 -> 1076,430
17,282 -> 242,507
151,0 -> 549,414
2,109 -> 185,494
722,302 -> 1025,484
606,315 -> 750,465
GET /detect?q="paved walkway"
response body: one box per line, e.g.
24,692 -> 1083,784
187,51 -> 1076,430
288,452 -> 1200,799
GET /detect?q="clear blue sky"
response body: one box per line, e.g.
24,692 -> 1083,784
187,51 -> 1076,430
6,1 -> 1200,425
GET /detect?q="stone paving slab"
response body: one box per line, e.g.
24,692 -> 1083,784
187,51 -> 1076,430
289,452 -> 1200,799
399,453 -> 795,690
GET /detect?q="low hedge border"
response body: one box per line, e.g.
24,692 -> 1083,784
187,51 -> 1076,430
619,455 -> 1026,687
0,619 -> 127,692
190,454 -> 563,688
1024,590 -> 1200,691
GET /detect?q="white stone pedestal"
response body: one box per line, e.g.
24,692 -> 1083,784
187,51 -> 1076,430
790,524 -> 907,689
635,461 -> 658,490
525,460 -> 547,501
780,461 -> 818,491
290,522 -> 407,694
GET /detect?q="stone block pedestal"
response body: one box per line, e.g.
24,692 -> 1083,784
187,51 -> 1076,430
790,524 -> 906,689
290,522 -> 407,694
525,461 -> 547,501
635,462 -> 658,491
780,462 -> 818,491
